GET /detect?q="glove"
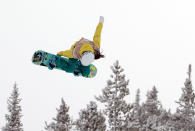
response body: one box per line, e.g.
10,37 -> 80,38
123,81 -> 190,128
73,70 -> 81,77
48,65 -> 54,70
99,16 -> 104,23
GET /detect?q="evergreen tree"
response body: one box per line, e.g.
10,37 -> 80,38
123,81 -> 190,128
75,101 -> 106,131
143,109 -> 174,131
45,98 -> 72,131
164,111 -> 179,131
144,86 -> 162,116
156,109 -> 173,131
125,89 -> 142,131
135,89 -> 141,110
174,64 -> 195,130
141,86 -> 162,131
96,60 -> 131,131
2,83 -> 23,131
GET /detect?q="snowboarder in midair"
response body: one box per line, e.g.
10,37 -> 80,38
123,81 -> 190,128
57,16 -> 104,76
32,17 -> 104,78
57,16 -> 104,64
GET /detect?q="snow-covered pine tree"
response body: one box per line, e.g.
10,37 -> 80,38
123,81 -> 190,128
156,109 -> 173,131
2,83 -> 23,131
141,86 -> 162,131
135,89 -> 141,111
174,64 -> 195,130
75,101 -> 106,131
125,89 -> 142,131
45,98 -> 72,131
96,60 -> 131,131
144,86 -> 162,116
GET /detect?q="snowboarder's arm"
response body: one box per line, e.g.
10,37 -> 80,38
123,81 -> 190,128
93,16 -> 104,48
57,50 -> 73,58
73,70 -> 81,76
57,42 -> 78,58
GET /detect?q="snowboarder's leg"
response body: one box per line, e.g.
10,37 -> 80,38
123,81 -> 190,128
55,56 -> 71,72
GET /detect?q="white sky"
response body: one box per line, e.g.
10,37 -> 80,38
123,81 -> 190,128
0,0 -> 195,130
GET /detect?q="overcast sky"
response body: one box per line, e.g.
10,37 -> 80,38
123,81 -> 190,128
1,0 -> 195,130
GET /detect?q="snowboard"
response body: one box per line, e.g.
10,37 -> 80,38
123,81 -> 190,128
32,50 -> 97,78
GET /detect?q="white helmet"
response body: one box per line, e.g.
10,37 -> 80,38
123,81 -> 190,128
80,52 -> 95,66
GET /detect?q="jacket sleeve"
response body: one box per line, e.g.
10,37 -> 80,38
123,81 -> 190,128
57,50 -> 73,58
93,22 -> 103,48
57,42 -> 78,58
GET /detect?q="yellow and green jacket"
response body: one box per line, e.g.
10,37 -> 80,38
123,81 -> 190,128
57,22 -> 103,59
